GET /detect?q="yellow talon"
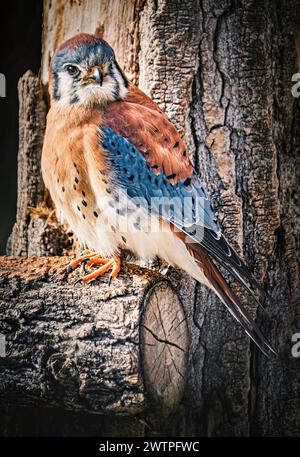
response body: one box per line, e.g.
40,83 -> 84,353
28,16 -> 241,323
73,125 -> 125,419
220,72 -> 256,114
82,256 -> 121,283
67,252 -> 121,284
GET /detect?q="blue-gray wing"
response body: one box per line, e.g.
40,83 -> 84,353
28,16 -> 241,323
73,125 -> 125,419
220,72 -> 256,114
101,126 -> 268,303
101,126 -> 220,232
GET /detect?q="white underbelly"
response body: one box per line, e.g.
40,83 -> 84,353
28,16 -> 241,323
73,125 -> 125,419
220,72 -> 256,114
57,192 -> 208,286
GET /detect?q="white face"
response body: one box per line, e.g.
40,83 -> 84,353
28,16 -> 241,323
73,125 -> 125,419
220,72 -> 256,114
53,40 -> 128,108
53,56 -> 128,108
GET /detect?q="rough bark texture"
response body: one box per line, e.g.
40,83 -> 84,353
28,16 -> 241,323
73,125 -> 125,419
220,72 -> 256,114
1,0 -> 300,437
7,71 -> 74,257
189,0 -> 300,437
0,257 -> 188,416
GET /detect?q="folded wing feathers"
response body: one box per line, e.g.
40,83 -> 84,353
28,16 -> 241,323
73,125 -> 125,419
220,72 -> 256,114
187,243 -> 276,356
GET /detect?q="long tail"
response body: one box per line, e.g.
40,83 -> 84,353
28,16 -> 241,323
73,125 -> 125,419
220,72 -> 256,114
187,243 -> 276,357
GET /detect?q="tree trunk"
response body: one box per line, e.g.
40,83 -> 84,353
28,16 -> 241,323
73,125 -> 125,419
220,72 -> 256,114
1,0 -> 300,437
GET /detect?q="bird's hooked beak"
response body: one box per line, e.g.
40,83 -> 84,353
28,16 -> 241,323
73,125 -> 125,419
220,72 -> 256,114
84,66 -> 104,85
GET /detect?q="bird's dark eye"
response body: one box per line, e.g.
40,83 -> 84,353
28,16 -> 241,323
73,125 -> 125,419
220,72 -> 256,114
66,65 -> 79,76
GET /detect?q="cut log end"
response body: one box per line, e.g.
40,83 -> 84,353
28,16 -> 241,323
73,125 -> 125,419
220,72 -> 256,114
141,281 -> 189,415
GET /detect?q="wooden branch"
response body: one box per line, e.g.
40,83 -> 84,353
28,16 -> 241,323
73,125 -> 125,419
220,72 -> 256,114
0,256 -> 188,416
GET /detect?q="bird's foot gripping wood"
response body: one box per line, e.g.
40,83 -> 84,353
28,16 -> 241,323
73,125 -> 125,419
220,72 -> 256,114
66,250 -> 121,284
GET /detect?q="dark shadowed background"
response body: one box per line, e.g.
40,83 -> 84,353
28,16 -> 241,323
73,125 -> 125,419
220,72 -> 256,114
0,1 -> 42,253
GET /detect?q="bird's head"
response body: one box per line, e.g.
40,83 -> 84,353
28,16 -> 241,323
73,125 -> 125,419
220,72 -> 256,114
51,33 -> 128,108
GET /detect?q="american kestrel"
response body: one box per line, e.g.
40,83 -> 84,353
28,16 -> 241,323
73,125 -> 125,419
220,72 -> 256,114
42,33 -> 275,355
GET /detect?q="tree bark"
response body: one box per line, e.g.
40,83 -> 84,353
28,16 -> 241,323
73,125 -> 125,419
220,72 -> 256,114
1,0 -> 300,437
7,71 -> 73,257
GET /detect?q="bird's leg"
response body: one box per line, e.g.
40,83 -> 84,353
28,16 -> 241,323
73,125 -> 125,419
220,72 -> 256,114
66,251 -> 121,284
66,250 -> 97,273
84,254 -> 109,268
80,256 -> 121,284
